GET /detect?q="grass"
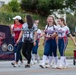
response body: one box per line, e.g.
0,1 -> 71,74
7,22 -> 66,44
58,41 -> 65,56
38,37 -> 76,57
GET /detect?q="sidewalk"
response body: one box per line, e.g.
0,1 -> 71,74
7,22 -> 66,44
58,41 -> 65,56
0,59 -> 76,75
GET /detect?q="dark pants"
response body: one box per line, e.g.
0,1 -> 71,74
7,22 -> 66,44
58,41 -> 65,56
22,41 -> 33,64
44,39 -> 57,57
58,38 -> 68,56
32,40 -> 39,54
14,42 -> 23,62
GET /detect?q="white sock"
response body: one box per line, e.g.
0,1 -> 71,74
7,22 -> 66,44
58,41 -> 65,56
14,53 -> 16,61
54,56 -> 58,65
36,54 -> 40,60
64,56 -> 68,66
42,55 -> 47,65
60,56 -> 65,67
48,56 -> 53,65
32,54 -> 35,61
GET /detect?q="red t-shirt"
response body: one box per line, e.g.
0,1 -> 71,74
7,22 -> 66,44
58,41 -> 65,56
13,24 -> 22,42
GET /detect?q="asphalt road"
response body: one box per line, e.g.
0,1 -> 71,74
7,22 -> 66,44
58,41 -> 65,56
0,59 -> 76,75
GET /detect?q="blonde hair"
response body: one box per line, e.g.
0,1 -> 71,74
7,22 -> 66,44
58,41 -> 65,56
47,15 -> 56,25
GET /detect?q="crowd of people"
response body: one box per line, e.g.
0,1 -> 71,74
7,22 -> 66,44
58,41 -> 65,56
10,14 -> 76,69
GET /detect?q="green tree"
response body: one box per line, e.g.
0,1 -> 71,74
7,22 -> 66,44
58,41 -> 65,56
20,0 -> 76,16
65,0 -> 76,10
20,0 -> 65,16
8,0 -> 21,12
36,0 -> 64,16
20,0 -> 38,13
0,4 -> 12,13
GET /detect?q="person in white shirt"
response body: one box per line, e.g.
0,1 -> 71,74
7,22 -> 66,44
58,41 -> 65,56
16,15 -> 37,68
32,20 -> 42,64
39,15 -> 58,68
57,18 -> 76,69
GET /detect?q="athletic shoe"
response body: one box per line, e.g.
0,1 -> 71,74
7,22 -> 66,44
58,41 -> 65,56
39,64 -> 45,68
13,64 -> 19,67
45,64 -> 50,68
11,62 -> 15,65
25,64 -> 30,68
57,64 -> 63,69
18,62 -> 23,66
52,65 -> 57,69
63,65 -> 68,69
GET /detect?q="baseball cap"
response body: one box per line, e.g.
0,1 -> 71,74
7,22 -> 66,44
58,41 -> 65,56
13,16 -> 22,20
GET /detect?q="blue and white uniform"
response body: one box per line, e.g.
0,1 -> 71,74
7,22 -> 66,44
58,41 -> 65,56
32,29 -> 42,54
44,25 -> 57,56
57,25 -> 70,68
39,25 -> 58,68
57,25 -> 70,56
32,29 -> 42,63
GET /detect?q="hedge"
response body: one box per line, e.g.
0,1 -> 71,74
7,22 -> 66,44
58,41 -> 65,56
0,12 -> 46,29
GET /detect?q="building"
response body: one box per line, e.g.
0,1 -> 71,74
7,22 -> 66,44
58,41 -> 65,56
0,0 -> 11,5
0,0 -> 21,7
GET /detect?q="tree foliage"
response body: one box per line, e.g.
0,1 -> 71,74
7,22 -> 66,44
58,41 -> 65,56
20,0 -> 76,16
20,0 -> 38,13
36,0 -> 64,16
8,0 -> 21,12
65,0 -> 76,10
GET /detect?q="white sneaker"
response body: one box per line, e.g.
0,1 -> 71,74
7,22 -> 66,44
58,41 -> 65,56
13,64 -> 19,67
11,62 -> 15,65
18,62 -> 23,67
39,64 -> 45,68
63,65 -> 68,69
52,65 -> 57,69
45,64 -> 50,68
57,64 -> 63,69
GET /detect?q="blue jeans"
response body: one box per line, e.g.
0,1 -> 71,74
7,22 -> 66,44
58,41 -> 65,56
44,39 -> 57,57
58,38 -> 68,56
32,40 -> 39,54
14,42 -> 23,62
